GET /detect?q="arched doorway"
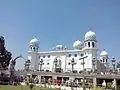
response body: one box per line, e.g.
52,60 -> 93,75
10,55 -> 27,74
53,56 -> 63,73
9,55 -> 27,83
16,56 -> 27,70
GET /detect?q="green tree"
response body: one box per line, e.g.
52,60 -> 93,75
107,82 -> 112,89
89,83 -> 94,89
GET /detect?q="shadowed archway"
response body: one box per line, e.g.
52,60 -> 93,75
53,56 -> 63,73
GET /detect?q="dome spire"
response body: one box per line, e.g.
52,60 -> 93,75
103,48 -> 106,51
88,28 -> 92,31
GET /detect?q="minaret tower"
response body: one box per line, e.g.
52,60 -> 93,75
84,28 -> 98,59
28,38 -> 39,70
29,38 -> 39,52
100,49 -> 109,67
83,28 -> 98,71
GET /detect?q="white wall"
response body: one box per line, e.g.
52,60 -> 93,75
28,49 -> 98,73
28,52 -> 39,70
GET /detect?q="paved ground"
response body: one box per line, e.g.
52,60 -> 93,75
0,85 -> 60,90
0,85 -> 106,90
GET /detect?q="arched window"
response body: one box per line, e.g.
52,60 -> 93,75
68,62 -> 70,65
103,59 -> 104,62
36,48 -> 38,52
88,42 -> 90,47
74,54 -> 77,57
39,56 -> 41,59
48,55 -> 50,58
81,53 -> 84,57
68,54 -> 71,57
92,42 -> 95,47
106,59 -> 107,63
33,47 -> 35,52
43,55 -> 45,58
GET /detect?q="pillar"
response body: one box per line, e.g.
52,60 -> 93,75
52,76 -> 57,85
53,76 -> 57,80
69,77 -> 75,81
38,75 -> 41,83
113,79 -> 117,90
93,78 -> 97,89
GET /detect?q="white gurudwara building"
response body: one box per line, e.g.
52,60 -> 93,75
28,29 -> 109,73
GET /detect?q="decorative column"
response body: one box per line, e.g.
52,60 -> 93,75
54,59 -> 57,72
92,57 -> 96,73
79,55 -> 88,89
112,79 -> 117,90
38,75 -> 41,84
39,59 -> 43,71
111,56 -> 116,73
52,76 -> 57,85
70,58 -> 76,73
93,78 -> 97,89
53,76 -> 57,80
69,77 -> 74,81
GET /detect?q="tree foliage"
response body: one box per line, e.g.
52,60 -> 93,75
107,82 -> 112,89
0,36 -> 12,70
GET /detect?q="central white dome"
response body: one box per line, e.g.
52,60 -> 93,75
85,30 -> 96,40
30,38 -> 39,45
100,50 -> 108,56
73,40 -> 82,49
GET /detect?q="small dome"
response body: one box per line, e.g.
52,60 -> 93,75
73,40 -> 82,49
100,57 -> 103,60
100,50 -> 108,56
85,30 -> 96,41
56,45 -> 63,50
30,38 -> 39,45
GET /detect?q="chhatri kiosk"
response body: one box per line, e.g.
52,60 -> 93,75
27,29 -> 120,88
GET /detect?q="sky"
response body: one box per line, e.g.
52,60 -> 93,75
0,0 -> 120,69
